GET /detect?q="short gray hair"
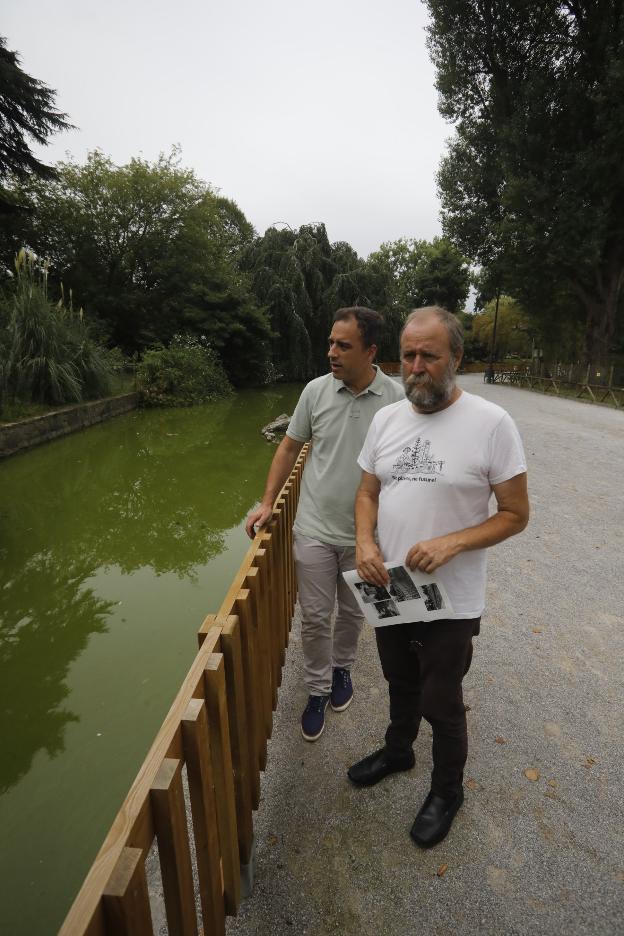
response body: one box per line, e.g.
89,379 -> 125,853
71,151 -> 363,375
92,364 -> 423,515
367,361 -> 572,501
400,306 -> 464,357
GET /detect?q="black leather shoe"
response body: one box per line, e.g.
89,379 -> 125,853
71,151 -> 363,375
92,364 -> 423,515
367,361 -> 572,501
410,788 -> 464,847
348,747 -> 415,787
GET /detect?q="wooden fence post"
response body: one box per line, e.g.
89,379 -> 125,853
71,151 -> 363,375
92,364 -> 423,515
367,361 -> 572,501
244,565 -> 272,742
220,615 -> 254,866
233,588 -> 263,805
102,847 -> 153,936
181,699 -> 226,936
203,655 -> 241,915
150,758 -> 198,936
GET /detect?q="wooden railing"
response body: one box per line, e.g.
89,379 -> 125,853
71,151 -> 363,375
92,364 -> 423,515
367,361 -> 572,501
59,446 -> 308,936
490,367 -> 624,407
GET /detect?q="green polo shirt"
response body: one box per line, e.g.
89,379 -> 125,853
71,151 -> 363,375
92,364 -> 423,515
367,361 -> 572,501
287,366 -> 404,546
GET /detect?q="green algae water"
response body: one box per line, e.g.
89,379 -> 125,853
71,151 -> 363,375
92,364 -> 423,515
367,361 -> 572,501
0,385 -> 303,935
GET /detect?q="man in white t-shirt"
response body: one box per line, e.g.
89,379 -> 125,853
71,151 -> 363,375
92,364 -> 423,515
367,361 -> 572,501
348,306 -> 529,848
245,307 -> 404,742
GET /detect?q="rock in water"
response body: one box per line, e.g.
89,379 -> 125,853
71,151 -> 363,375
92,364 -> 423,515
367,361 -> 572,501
261,413 -> 291,443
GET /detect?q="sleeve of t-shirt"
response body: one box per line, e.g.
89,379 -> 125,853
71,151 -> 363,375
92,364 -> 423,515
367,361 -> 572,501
285,384 -> 313,443
357,412 -> 380,475
488,412 -> 527,485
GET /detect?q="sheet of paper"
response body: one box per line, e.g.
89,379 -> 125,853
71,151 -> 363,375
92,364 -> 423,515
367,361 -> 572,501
343,562 -> 454,627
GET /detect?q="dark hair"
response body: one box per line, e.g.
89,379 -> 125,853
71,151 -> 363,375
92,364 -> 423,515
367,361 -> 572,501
401,306 -> 464,357
333,306 -> 384,349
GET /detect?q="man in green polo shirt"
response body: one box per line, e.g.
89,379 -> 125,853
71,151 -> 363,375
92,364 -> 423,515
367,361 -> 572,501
245,307 -> 404,740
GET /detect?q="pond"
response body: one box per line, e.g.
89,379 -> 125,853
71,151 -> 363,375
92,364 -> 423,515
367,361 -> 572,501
0,384 -> 303,935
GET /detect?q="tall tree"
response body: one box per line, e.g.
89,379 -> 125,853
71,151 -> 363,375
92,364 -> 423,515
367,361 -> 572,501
427,0 -> 624,362
367,236 -> 470,316
0,37 -> 72,212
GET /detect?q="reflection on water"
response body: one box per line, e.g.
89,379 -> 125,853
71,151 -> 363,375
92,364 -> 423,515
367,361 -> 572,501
0,384 -> 302,935
0,550 -> 112,794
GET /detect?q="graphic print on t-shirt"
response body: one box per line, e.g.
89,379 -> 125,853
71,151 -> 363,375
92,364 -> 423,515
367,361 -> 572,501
392,437 -> 445,482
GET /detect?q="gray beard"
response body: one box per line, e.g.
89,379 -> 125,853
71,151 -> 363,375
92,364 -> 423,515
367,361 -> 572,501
404,366 -> 456,412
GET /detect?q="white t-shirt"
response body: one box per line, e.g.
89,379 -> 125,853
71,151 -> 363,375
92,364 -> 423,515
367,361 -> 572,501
357,391 -> 527,618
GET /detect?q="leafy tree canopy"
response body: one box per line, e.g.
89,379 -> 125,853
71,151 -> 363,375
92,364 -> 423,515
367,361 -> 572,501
426,0 -> 624,362
4,149 -> 272,384
472,295 -> 533,360
367,236 -> 470,315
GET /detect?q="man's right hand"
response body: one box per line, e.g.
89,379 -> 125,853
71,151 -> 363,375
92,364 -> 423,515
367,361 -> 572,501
356,541 -> 389,586
245,503 -> 273,539
244,435 -> 305,540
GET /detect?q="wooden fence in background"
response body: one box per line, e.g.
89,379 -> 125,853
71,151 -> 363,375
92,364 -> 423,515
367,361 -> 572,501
59,446 -> 308,936
377,361 -> 401,376
489,362 -> 624,407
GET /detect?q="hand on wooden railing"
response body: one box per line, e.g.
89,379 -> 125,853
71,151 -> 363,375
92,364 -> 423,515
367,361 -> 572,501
245,502 -> 273,539
245,435 -> 305,539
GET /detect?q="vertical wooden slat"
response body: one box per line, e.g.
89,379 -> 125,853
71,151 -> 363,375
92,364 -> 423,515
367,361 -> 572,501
245,563 -> 272,738
289,525 -> 296,619
264,541 -> 279,707
276,504 -> 289,651
150,758 -> 197,936
268,508 -> 285,669
203,654 -> 241,915
260,532 -> 281,696
233,589 -> 263,806
255,548 -> 278,712
220,615 -> 254,864
181,699 -> 226,936
102,847 -> 152,936
282,483 -> 295,617
272,502 -> 286,648
289,468 -> 300,606
283,498 -> 292,624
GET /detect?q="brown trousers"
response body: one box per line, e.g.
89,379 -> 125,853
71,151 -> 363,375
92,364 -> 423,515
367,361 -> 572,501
375,617 -> 480,799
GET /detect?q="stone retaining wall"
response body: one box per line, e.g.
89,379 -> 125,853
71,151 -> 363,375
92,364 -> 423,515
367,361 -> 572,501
0,392 -> 141,458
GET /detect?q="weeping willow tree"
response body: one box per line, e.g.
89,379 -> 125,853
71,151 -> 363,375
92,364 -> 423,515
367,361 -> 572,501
242,223 -> 395,380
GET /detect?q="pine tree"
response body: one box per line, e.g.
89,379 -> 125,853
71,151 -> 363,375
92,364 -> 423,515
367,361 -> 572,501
0,36 -> 72,212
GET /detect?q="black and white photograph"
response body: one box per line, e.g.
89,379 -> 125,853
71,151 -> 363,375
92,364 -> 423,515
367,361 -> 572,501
421,582 -> 445,611
353,581 -> 391,604
343,562 -> 453,628
374,599 -> 400,619
387,565 -> 421,602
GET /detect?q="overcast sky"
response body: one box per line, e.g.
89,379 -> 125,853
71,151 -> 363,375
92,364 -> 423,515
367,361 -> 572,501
4,0 -> 452,259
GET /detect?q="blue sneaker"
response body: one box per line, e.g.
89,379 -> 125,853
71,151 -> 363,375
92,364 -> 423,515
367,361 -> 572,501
330,667 -> 353,712
301,695 -> 329,741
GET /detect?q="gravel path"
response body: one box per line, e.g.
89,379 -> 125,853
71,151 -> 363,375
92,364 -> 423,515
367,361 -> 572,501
225,375 -> 624,936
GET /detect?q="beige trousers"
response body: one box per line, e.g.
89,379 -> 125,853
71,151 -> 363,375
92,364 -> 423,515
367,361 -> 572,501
293,532 -> 364,696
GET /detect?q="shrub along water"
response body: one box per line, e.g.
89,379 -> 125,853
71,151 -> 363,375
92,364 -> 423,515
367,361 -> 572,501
137,334 -> 233,407
0,250 -> 113,415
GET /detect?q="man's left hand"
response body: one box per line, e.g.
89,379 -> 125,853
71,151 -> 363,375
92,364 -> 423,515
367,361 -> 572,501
405,534 -> 460,574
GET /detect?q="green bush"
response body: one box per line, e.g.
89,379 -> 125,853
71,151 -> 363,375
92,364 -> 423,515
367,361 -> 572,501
137,335 -> 232,407
0,250 -> 113,412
